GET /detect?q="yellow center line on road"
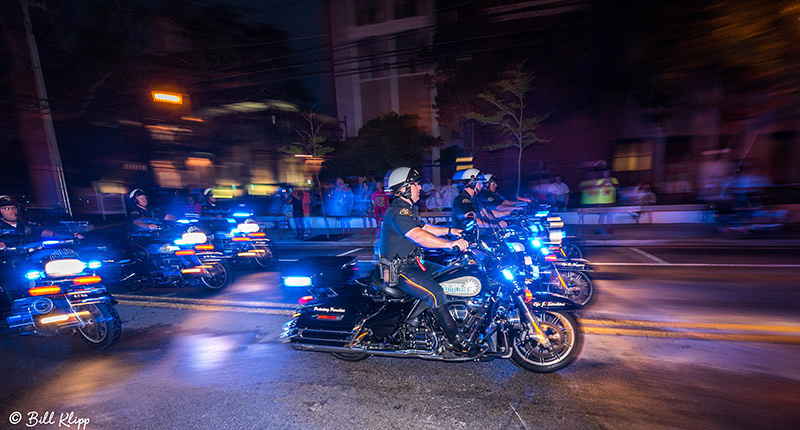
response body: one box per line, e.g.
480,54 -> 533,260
580,318 -> 800,333
583,326 -> 800,344
116,299 -> 294,315
115,294 -> 297,309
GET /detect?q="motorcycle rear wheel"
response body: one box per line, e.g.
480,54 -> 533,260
331,352 -> 371,361
199,261 -> 234,291
76,303 -> 122,349
253,245 -> 277,269
564,242 -> 583,259
510,310 -> 582,373
550,270 -> 594,307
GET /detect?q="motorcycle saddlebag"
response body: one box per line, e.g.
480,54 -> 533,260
292,295 -> 378,346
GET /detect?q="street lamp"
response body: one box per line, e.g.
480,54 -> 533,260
151,91 -> 183,104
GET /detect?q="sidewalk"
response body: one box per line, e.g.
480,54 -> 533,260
264,223 -> 800,248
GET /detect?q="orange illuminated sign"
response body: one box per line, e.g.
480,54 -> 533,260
151,91 -> 183,104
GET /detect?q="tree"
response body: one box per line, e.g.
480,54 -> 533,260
323,113 -> 439,180
280,108 -> 334,237
467,62 -> 549,196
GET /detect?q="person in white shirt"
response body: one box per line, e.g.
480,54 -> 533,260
548,175 -> 570,211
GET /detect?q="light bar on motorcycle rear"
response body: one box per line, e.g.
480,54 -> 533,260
298,295 -> 314,304
540,247 -> 551,255
248,232 -> 266,237
44,259 -> 86,277
549,230 -> 563,244
233,212 -> 252,217
72,276 -> 102,285
284,276 -> 313,287
544,254 -> 557,262
238,252 -> 257,257
87,260 -> 102,269
181,268 -> 203,274
25,270 -> 43,280
29,286 -> 61,296
42,240 -> 61,245
236,223 -> 260,233
535,211 -> 549,217
231,237 -> 250,242
175,250 -> 196,256
177,219 -> 191,224
179,232 -> 208,245
195,244 -> 214,251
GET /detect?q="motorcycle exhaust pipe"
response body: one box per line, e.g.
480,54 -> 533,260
289,342 -> 476,362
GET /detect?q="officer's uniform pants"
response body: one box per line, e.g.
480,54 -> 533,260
397,261 -> 447,308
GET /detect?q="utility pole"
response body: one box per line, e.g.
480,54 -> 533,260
19,0 -> 72,215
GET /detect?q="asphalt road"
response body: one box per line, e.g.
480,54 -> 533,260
2,245 -> 799,430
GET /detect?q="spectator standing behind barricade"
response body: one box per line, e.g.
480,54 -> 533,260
426,190 -> 444,212
439,179 -> 458,211
371,183 -> 389,234
301,187 -> 311,237
594,169 -> 619,234
548,175 -> 570,211
286,187 -> 306,239
328,178 -> 353,235
354,182 -> 373,234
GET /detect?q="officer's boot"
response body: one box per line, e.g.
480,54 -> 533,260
432,305 -> 482,357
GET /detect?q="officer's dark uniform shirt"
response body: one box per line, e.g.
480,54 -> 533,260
379,197 -> 423,260
128,204 -> 157,220
0,219 -> 43,243
477,189 -> 504,210
451,189 -> 480,230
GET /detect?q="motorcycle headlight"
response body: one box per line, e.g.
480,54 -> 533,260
158,244 -> 180,253
44,259 -> 86,277
236,223 -> 260,233
179,232 -> 207,244
507,242 -> 525,252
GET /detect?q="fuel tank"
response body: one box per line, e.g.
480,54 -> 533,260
431,264 -> 487,298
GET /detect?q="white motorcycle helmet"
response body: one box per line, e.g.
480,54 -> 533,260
384,167 -> 421,198
453,168 -> 483,188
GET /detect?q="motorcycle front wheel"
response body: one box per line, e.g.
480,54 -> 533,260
510,310 -> 582,373
199,261 -> 234,291
76,303 -> 122,349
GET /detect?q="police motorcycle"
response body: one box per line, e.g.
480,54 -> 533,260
0,234 -> 121,348
82,218 -> 234,292
194,209 -> 278,270
280,223 -> 583,373
499,214 -> 595,307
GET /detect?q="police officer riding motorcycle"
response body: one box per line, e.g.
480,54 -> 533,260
378,167 -> 483,356
451,169 -> 507,231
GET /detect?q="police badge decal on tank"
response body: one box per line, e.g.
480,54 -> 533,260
440,276 -> 481,297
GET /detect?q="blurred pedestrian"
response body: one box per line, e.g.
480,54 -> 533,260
371,183 -> 389,234
595,169 -> 619,233
286,187 -> 306,239
440,179 -> 458,210
548,175 -> 570,211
